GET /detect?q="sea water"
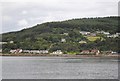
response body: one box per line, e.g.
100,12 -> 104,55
2,56 -> 118,79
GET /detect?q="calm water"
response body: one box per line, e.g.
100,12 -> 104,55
2,56 -> 118,79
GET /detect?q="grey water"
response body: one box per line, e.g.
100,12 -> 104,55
2,56 -> 118,79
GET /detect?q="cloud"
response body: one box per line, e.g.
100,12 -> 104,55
42,13 -> 56,23
2,16 -> 12,21
22,10 -> 28,15
17,19 -> 28,26
1,0 -> 119,33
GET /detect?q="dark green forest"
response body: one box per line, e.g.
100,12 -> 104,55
2,16 -> 120,53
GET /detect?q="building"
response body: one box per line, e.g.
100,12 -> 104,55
107,35 -> 113,38
10,49 -> 23,54
10,50 -> 16,53
16,49 -> 23,53
96,31 -> 110,35
81,50 -> 90,54
51,50 -> 63,55
107,33 -> 119,38
79,41 -> 87,44
10,41 -> 14,44
39,50 -> 49,54
79,31 -> 90,35
0,49 -> 2,53
80,49 -> 100,55
23,50 -> 48,54
63,33 -> 68,35
61,38 -> 66,42
103,32 -> 110,35
111,51 -> 118,54
0,42 -> 7,44
90,49 -> 100,55
89,33 -> 96,36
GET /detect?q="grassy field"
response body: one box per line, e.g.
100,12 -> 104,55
85,36 -> 102,41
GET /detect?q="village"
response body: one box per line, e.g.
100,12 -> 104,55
0,48 -> 118,57
0,30 -> 119,56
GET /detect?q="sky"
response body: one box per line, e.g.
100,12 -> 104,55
0,0 -> 119,33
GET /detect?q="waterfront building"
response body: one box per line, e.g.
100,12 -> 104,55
51,50 -> 63,55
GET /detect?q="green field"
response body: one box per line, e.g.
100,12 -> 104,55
86,36 -> 102,41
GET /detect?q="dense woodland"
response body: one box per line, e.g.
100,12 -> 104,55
2,16 -> 120,53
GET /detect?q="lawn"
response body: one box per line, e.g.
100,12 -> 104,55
86,36 -> 102,42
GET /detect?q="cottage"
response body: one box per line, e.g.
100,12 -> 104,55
89,33 -> 96,36
107,34 -> 119,38
10,41 -> 14,44
111,51 -> 118,54
17,49 -> 23,53
10,49 -> 22,54
0,42 -> 7,44
63,33 -> 68,35
116,33 -> 120,35
96,31 -> 109,34
10,50 -> 16,53
23,50 -> 48,54
23,50 -> 31,53
39,50 -> 49,54
103,31 -> 108,35
80,49 -> 100,55
61,38 -> 66,42
81,50 -> 90,54
107,35 -> 113,38
79,31 -> 90,35
51,50 -> 63,55
90,49 -> 100,55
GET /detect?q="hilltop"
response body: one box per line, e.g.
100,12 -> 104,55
2,16 -> 119,54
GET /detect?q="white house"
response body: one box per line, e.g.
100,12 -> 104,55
107,33 -> 119,38
103,32 -> 110,35
90,49 -> 100,55
96,31 -> 110,35
0,42 -> 7,44
79,31 -> 90,35
61,38 -> 66,42
89,33 -> 96,36
23,50 -> 48,54
18,49 -> 23,53
39,50 -> 49,54
51,50 -> 63,55
81,50 -> 90,54
0,49 -> 2,53
63,33 -> 68,35
10,41 -> 14,44
10,50 -> 16,53
10,49 -> 23,54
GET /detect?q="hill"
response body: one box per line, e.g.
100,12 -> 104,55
2,16 -> 120,53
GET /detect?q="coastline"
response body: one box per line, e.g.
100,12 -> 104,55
0,53 -> 119,58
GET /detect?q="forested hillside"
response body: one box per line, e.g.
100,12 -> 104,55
2,16 -> 119,53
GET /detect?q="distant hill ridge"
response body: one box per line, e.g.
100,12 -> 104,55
3,16 -> 119,34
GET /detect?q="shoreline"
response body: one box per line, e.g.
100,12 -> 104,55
0,53 -> 119,58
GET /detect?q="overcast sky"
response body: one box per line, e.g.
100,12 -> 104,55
0,0 -> 119,33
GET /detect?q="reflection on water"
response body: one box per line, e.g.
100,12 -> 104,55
2,56 -> 118,79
